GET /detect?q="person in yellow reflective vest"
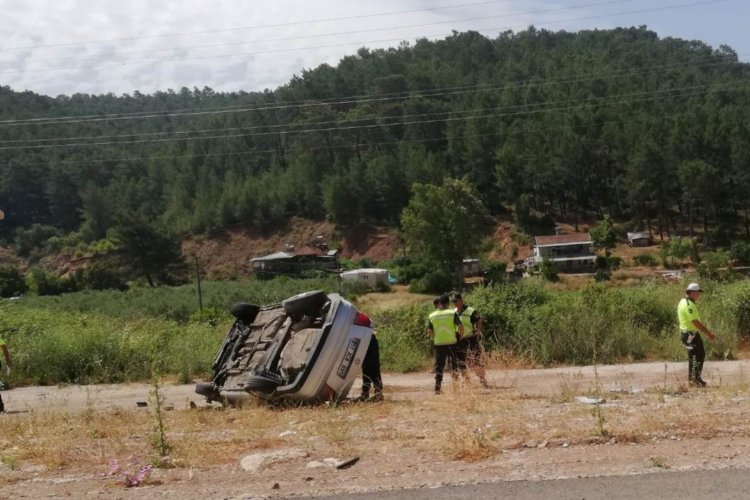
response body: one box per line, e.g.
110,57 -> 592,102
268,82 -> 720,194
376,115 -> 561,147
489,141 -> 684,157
427,295 -> 464,394
452,292 -> 488,388
677,282 -> 716,387
0,336 -> 12,413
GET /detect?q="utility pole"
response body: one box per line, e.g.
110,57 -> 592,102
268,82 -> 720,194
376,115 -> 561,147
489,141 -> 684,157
195,256 -> 203,311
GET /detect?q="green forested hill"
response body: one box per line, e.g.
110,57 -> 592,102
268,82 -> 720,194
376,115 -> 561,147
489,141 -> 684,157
1,26 -> 749,248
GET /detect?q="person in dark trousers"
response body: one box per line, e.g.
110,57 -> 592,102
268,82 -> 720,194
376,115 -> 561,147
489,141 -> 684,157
0,336 -> 12,413
359,331 -> 383,402
453,292 -> 488,388
427,295 -> 464,394
677,282 -> 716,387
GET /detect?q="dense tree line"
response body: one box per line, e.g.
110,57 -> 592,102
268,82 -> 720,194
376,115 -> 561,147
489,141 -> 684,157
1,26 -> 750,254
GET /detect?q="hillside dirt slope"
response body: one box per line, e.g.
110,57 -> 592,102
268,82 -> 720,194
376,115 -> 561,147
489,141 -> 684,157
180,218 -> 403,279
35,217 -> 669,279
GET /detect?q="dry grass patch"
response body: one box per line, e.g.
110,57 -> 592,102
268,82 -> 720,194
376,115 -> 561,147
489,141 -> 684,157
1,379 -> 750,484
354,286 -> 433,313
483,349 -> 536,371
649,456 -> 670,469
550,372 -> 584,403
442,422 -> 498,462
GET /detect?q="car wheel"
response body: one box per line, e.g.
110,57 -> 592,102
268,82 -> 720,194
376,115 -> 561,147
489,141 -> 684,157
195,382 -> 221,401
243,375 -> 280,393
230,302 -> 260,323
282,290 -> 328,318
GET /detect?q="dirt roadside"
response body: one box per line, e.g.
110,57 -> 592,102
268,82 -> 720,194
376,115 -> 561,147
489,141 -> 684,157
2,360 -> 750,499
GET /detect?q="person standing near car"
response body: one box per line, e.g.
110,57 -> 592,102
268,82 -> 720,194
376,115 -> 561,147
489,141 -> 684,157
359,331 -> 383,402
0,336 -> 12,413
453,292 -> 488,388
427,295 -> 464,394
677,282 -> 716,387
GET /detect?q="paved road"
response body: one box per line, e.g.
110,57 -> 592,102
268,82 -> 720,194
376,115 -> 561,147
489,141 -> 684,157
306,468 -> 750,499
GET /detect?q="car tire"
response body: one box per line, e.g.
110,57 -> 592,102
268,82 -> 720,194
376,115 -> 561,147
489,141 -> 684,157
282,290 -> 328,318
195,382 -> 221,401
243,375 -> 280,394
230,302 -> 260,323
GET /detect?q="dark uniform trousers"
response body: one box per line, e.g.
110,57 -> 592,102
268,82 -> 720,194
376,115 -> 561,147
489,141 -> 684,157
361,335 -> 383,398
681,331 -> 705,382
434,345 -> 461,390
451,338 -> 469,372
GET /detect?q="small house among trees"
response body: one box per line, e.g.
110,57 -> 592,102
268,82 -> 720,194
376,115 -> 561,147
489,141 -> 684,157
526,233 -> 596,273
249,247 -> 338,278
627,232 -> 652,247
462,259 -> 482,277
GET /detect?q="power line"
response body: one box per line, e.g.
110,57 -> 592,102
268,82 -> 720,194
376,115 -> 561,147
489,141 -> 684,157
0,0 -> 729,78
0,0 -> 633,68
10,103 -> 728,169
0,82 -> 745,152
8,83 -> 746,162
0,54 -> 742,129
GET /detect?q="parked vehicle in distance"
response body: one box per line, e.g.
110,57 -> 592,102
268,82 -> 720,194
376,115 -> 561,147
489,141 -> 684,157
195,290 -> 373,405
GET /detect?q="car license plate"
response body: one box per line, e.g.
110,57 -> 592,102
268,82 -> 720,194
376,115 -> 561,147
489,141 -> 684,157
337,337 -> 361,379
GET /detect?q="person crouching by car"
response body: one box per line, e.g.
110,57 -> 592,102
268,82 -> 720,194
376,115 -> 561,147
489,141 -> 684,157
427,295 -> 464,394
358,330 -> 383,402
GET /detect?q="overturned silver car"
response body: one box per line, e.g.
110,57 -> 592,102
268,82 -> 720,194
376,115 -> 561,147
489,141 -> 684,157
195,291 -> 374,405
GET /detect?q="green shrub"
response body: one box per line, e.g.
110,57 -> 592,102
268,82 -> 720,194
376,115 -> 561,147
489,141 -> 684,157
716,282 -> 750,338
465,281 -> 549,352
373,305 -> 433,372
0,306 -> 223,385
619,286 -> 675,336
540,259 -> 559,282
455,283 -> 703,366
594,268 -> 611,281
188,306 -> 227,327
90,238 -> 118,255
482,260 -> 507,285
729,241 -> 750,264
383,256 -> 432,284
16,276 -> 340,322
341,279 -> 373,299
24,267 -> 79,296
633,253 -> 658,266
409,270 -> 453,294
3,279 -> 747,382
80,261 -> 128,291
44,232 -> 85,254
14,224 -> 61,258
697,251 -> 733,281
0,265 -> 26,298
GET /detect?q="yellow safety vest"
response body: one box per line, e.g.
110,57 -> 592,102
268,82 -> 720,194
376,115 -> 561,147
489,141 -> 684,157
456,305 -> 476,338
429,309 -> 458,346
677,297 -> 701,332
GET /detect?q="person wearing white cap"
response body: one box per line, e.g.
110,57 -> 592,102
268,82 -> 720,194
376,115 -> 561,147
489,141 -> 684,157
677,282 -> 716,387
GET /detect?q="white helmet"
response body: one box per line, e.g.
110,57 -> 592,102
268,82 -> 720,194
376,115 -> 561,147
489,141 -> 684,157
686,282 -> 702,292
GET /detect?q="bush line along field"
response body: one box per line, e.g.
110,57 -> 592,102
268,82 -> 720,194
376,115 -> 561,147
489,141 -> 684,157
3,278 -> 750,386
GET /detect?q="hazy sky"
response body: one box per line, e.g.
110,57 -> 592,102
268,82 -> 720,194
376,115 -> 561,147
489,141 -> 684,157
0,0 -> 747,97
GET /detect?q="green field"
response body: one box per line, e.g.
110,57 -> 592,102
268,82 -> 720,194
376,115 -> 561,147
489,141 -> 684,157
2,277 -> 749,385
